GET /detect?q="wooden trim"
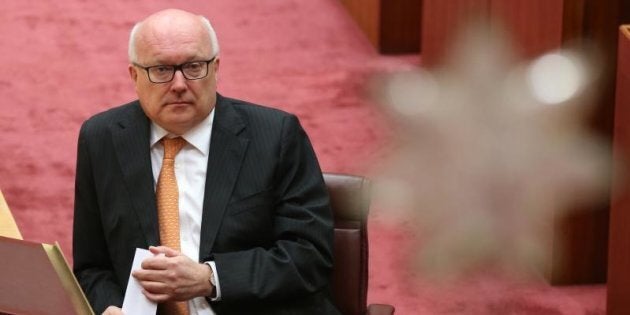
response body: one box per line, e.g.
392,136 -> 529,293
607,23 -> 630,315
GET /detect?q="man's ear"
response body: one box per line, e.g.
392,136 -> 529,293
213,58 -> 220,80
129,64 -> 138,82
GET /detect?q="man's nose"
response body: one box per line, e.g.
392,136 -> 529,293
169,70 -> 188,91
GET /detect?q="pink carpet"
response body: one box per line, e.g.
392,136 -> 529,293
0,1 -> 605,314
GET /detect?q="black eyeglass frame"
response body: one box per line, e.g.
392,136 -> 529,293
133,56 -> 217,83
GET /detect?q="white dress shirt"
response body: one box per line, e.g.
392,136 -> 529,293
150,110 -> 220,315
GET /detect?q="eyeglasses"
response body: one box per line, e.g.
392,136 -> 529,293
133,57 -> 217,83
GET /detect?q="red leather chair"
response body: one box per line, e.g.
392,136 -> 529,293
324,173 -> 395,315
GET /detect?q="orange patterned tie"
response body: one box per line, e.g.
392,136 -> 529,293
156,137 -> 189,315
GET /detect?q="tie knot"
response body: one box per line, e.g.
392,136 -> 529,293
162,137 -> 186,159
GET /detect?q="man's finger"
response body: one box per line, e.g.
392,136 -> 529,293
149,245 -> 180,257
139,255 -> 169,270
142,290 -> 171,303
138,280 -> 170,294
133,268 -> 168,282
102,306 -> 124,315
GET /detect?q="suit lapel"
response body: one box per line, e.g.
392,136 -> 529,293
111,102 -> 160,247
199,95 -> 249,260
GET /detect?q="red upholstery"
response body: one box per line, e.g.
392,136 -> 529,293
324,173 -> 395,315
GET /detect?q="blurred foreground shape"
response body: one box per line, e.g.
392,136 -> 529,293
371,18 -> 611,286
420,0 -> 630,286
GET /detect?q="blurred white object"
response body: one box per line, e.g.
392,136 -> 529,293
527,52 -> 586,105
371,21 -> 608,280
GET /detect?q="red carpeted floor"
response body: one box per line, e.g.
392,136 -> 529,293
0,1 -> 605,314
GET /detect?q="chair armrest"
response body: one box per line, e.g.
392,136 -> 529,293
367,304 -> 395,315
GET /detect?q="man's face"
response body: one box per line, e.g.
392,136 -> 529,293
129,19 -> 219,135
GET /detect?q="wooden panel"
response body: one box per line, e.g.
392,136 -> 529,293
489,0 -> 609,285
490,0 -> 565,58
562,0 -> 586,44
339,0 -> 380,49
339,0 -> 421,54
421,0 -> 579,64
608,25 -> 630,315
420,0 -> 489,67
554,0 -> 630,287
380,0 -> 422,54
551,207 -> 608,284
583,0 -> 630,135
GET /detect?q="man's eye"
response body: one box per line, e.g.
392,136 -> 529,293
184,63 -> 203,71
153,66 -> 171,73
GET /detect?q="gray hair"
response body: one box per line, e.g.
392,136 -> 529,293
128,15 -> 220,63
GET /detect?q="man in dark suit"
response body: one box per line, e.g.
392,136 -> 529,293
73,9 -> 339,315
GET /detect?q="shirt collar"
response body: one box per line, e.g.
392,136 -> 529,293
150,109 -> 214,156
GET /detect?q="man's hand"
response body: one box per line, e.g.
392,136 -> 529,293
102,306 -> 123,315
132,246 -> 214,302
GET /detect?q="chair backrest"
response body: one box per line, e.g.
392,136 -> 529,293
324,173 -> 370,315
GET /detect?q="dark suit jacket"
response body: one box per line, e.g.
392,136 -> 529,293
73,94 -> 340,314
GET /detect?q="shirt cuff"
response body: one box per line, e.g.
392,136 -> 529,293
204,261 -> 221,301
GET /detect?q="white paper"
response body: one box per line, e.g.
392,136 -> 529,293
122,248 -> 157,315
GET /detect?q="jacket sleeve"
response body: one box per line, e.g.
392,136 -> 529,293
73,123 -> 124,313
212,114 -> 334,302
